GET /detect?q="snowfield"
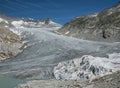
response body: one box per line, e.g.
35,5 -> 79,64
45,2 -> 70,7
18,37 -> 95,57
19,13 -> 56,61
0,27 -> 120,80
11,20 -> 61,29
11,20 -> 25,28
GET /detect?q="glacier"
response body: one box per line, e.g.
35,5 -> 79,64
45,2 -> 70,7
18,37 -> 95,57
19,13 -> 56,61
0,27 -> 120,80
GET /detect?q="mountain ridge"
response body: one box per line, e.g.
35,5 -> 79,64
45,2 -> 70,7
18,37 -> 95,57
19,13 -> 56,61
0,14 -> 62,29
58,3 -> 120,42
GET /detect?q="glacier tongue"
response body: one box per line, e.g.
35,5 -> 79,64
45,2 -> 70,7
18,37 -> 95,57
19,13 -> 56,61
54,53 -> 120,80
0,27 -> 120,80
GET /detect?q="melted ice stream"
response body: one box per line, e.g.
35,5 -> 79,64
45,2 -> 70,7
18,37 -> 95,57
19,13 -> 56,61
0,27 -> 120,80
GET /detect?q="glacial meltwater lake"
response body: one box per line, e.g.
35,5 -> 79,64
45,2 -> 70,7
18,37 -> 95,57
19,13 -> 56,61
0,76 -> 25,88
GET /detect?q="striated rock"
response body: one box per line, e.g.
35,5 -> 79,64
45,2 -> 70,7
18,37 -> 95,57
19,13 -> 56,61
58,3 -> 120,42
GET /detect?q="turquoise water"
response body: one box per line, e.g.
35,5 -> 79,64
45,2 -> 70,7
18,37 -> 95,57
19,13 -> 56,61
0,76 -> 25,88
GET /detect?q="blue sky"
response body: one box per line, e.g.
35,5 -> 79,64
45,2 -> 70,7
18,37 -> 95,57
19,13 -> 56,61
0,0 -> 119,24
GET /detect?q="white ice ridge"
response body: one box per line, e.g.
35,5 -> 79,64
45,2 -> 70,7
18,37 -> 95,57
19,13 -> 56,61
54,53 -> 120,80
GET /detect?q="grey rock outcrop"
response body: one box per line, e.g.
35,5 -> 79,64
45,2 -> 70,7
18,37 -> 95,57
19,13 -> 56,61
58,3 -> 120,42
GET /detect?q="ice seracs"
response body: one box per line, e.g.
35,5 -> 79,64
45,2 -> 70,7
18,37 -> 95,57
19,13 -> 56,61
54,53 -> 120,80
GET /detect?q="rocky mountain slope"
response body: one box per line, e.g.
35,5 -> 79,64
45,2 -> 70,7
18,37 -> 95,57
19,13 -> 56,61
58,3 -> 120,42
16,71 -> 120,88
0,27 -> 23,61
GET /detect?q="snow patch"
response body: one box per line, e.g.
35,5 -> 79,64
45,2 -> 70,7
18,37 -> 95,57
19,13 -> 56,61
0,18 -> 8,24
0,18 -> 3,22
11,20 -> 25,28
89,13 -> 98,17
65,31 -> 70,35
49,21 -> 56,24
108,12 -> 113,15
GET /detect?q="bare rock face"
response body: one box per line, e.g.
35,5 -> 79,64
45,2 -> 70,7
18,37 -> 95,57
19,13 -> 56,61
0,27 -> 23,61
58,3 -> 120,42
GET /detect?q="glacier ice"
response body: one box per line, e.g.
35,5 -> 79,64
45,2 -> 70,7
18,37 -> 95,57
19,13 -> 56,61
54,53 -> 120,80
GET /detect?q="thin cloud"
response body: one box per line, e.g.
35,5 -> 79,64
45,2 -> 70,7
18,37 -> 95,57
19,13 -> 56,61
15,0 -> 50,10
45,0 -> 60,9
7,0 -> 29,10
26,2 -> 49,10
0,3 -> 17,11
